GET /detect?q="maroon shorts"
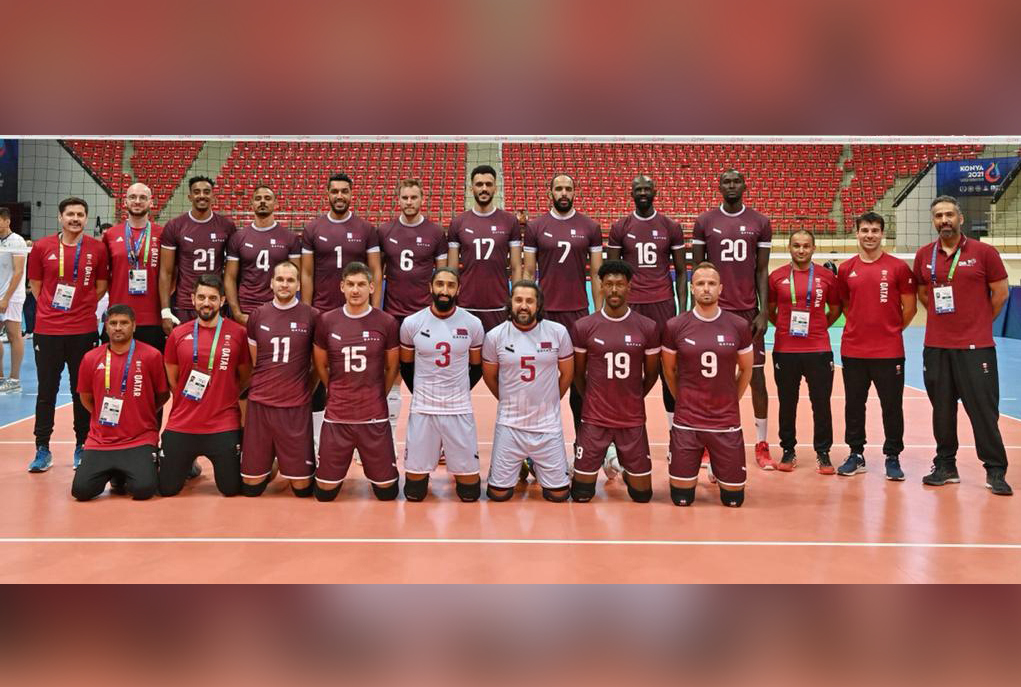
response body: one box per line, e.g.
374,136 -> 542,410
630,299 -> 676,329
317,421 -> 398,485
546,309 -> 589,333
465,308 -> 507,333
727,308 -> 766,367
574,422 -> 652,476
668,426 -> 747,486
241,401 -> 314,480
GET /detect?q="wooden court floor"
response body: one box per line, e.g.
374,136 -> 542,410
1,361 -> 1020,583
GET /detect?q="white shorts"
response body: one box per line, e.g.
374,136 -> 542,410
404,412 -> 479,475
488,423 -> 570,490
3,300 -> 23,324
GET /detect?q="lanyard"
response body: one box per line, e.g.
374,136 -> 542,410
930,240 -> 963,285
104,339 -> 136,395
58,239 -> 83,282
192,317 -> 224,374
789,262 -> 814,308
125,222 -> 152,270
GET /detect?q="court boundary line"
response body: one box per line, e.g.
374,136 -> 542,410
2,536 -> 1021,550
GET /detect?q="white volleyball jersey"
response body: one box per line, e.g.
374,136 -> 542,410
400,306 -> 484,415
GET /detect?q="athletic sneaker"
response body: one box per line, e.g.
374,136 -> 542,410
188,460 -> 203,479
73,445 -> 85,470
109,474 -> 127,495
706,462 -> 717,484
837,453 -> 867,476
519,458 -> 535,484
700,448 -> 710,469
28,447 -> 53,473
884,456 -> 905,481
816,452 -> 835,475
777,450 -> 797,472
922,461 -> 960,486
754,441 -> 776,470
603,445 -> 621,481
986,474 -> 1013,496
0,379 -> 21,394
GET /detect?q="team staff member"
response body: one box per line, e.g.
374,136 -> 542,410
242,261 -> 318,497
72,305 -> 169,501
27,197 -> 109,473
768,230 -> 842,473
103,183 -> 164,350
446,164 -> 523,332
661,262 -> 753,507
160,275 -> 251,497
836,212 -> 916,480
159,176 -> 236,330
570,260 -> 660,504
913,195 -> 1011,495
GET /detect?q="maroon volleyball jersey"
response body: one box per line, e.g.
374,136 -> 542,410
300,212 -> 379,311
662,309 -> 753,430
524,210 -> 603,312
161,211 -> 236,310
607,211 -> 685,304
691,205 -> 772,311
447,208 -> 522,309
314,306 -> 399,423
225,223 -> 302,315
571,308 -> 661,428
378,217 -> 447,317
246,299 -> 318,407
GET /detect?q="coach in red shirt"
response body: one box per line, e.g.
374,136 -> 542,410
768,229 -> 842,474
72,305 -> 169,501
27,196 -> 109,473
913,195 -> 1011,495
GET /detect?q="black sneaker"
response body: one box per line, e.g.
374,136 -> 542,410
816,452 -> 835,475
188,460 -> 203,480
109,474 -> 127,495
777,451 -> 797,472
986,475 -> 1013,496
922,462 -> 960,486
884,456 -> 905,481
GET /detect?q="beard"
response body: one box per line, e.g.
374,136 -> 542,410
432,293 -> 455,312
513,309 -> 536,326
553,196 -> 573,213
198,306 -> 219,321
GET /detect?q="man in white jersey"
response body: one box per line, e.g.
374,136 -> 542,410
0,208 -> 27,393
399,267 -> 485,502
482,280 -> 574,502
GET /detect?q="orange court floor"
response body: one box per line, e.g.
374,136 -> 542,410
1,360 -> 1020,584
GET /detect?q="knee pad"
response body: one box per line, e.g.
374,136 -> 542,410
720,488 -> 745,508
541,487 -> 570,503
241,478 -> 270,497
455,480 -> 481,502
372,481 -> 399,501
670,485 -> 696,506
403,475 -> 430,502
486,485 -> 514,502
626,483 -> 653,503
130,489 -> 156,501
314,483 -> 341,502
571,479 -> 596,503
291,483 -> 314,498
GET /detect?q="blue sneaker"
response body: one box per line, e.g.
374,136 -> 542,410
837,453 -> 867,476
28,447 -> 53,473
73,444 -> 85,471
884,455 -> 905,481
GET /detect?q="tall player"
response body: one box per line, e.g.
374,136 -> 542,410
241,261 -> 318,497
482,280 -> 574,503
301,173 -> 381,451
399,267 -> 485,502
377,178 -> 447,439
607,174 -> 685,431
224,185 -> 301,325
691,169 -> 774,469
523,174 -> 603,438
661,262 -> 753,507
312,261 -> 400,502
159,176 -> 236,331
836,212 -> 916,480
446,164 -> 522,332
569,260 -> 660,504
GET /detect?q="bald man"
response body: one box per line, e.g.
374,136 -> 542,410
102,182 -> 166,351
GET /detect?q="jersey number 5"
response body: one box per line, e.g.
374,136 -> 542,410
520,355 -> 535,382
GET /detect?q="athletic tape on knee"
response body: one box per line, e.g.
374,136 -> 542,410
571,479 -> 596,502
314,483 -> 341,502
670,485 -> 696,506
403,475 -> 429,502
372,481 -> 399,501
720,488 -> 745,508
455,480 -> 481,502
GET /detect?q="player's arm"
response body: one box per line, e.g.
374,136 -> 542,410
991,278 -> 1009,319
79,391 -> 94,414
371,258 -> 384,309
482,361 -> 500,399
446,244 -> 459,271
155,388 -> 171,409
29,279 -> 42,300
96,279 -> 108,301
672,246 -> 687,312
223,259 -> 246,324
159,246 -> 179,333
248,342 -> 258,368
643,351 -> 661,396
399,344 -> 415,392
826,299 -> 843,327
916,283 -> 929,309
522,250 -> 536,281
589,250 -> 603,311
691,243 -> 705,265
660,348 -> 678,400
735,348 -> 754,399
509,245 -> 523,285
367,251 -> 383,308
557,355 -> 574,399
572,349 -> 587,397
767,299 -> 778,325
605,246 -> 621,261
752,246 -> 771,337
165,362 -> 179,390
468,347 -> 484,388
313,344 -> 329,386
300,253 -> 314,305
238,361 -> 252,392
383,346 -> 399,394
0,253 -> 24,312
900,291 -> 917,329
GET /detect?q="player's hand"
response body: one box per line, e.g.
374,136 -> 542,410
751,310 -> 769,338
515,210 -> 528,225
0,298 -> 9,314
235,312 -> 249,326
161,318 -> 175,335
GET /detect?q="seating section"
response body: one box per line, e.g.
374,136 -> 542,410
215,141 -> 466,227
62,140 -> 131,198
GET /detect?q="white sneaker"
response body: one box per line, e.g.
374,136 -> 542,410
602,445 -> 622,481
0,378 -> 19,393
